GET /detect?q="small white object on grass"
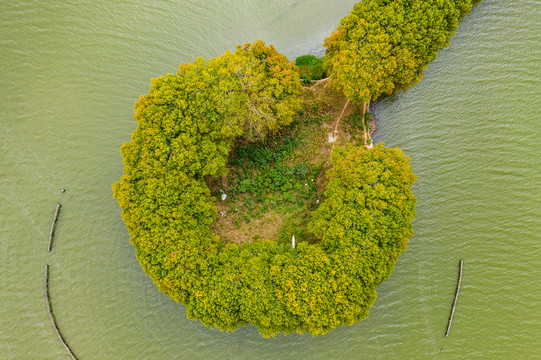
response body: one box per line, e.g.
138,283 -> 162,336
292,235 -> 295,249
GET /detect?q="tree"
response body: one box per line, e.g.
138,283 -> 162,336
217,40 -> 303,140
310,144 -> 416,257
324,0 -> 483,117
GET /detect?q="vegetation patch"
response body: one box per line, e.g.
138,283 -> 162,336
207,124 -> 321,245
295,54 -> 326,83
207,84 -> 367,247
114,0 -> 483,337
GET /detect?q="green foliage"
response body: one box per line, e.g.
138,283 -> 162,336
230,134 -> 299,169
225,131 -> 317,210
324,0 -> 483,104
310,144 -> 416,260
293,163 -> 310,179
295,54 -> 326,82
115,86 -> 416,338
114,15 -> 423,337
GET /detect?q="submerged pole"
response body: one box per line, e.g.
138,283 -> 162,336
445,259 -> 464,337
48,204 -> 61,252
44,265 -> 78,360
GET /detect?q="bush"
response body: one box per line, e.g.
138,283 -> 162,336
295,54 -> 326,81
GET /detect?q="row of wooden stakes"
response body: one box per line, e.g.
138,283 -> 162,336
46,200 -> 78,360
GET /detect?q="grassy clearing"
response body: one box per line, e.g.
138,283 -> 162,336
207,83 -> 372,244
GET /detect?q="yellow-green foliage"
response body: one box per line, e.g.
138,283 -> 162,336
111,0 -> 487,338
324,0 -> 483,104
114,53 -> 417,338
309,144 -> 417,285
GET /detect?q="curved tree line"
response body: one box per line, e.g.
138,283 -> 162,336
325,0 -> 483,126
114,0 -> 482,337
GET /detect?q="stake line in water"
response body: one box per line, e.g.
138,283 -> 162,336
44,265 -> 78,360
48,204 -> 61,252
445,259 -> 464,337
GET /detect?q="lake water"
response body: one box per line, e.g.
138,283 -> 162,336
1,0 -> 539,358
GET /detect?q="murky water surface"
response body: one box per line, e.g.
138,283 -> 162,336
1,1 -> 539,358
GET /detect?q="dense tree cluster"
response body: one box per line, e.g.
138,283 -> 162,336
116,84 -> 416,336
324,0 -> 483,106
114,0 -> 483,336
114,40 -> 416,337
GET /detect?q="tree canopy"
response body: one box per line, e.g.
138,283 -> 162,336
115,65 -> 417,336
113,0 -> 484,335
324,0 -> 483,105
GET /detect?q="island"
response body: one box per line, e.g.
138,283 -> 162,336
113,0 -> 482,337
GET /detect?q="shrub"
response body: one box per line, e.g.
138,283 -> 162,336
295,54 -> 326,81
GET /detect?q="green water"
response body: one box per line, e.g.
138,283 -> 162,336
1,1 -> 540,359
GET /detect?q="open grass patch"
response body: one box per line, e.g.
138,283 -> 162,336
207,112 -> 325,244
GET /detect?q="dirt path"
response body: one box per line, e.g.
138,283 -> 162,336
328,98 -> 350,144
333,99 -> 350,133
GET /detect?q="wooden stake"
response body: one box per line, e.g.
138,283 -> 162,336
445,259 -> 464,337
44,265 -> 78,360
48,204 -> 61,252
